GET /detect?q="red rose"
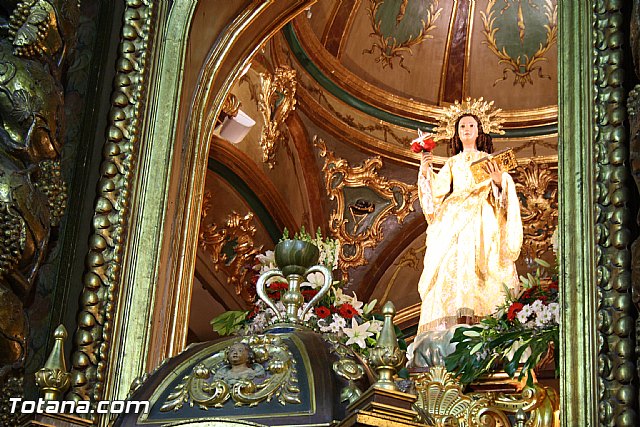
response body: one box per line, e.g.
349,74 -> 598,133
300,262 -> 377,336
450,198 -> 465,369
301,289 -> 318,301
338,303 -> 358,319
549,281 -> 559,291
422,137 -> 436,151
410,140 -> 424,153
269,281 -> 288,291
271,291 -> 281,301
315,306 -> 331,319
410,137 -> 436,153
507,302 -> 524,321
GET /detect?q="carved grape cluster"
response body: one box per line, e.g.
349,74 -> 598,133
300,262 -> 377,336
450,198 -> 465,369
34,160 -> 67,226
0,204 -> 24,278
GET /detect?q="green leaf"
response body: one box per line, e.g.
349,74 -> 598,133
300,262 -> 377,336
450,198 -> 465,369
534,258 -> 551,268
210,310 -> 249,336
470,342 -> 483,354
463,329 -> 481,337
504,344 -> 529,377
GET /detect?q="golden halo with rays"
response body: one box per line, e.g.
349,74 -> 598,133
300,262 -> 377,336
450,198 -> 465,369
432,97 -> 505,142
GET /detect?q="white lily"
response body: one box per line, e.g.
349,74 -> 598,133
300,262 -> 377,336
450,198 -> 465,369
344,318 -> 374,349
301,271 -> 325,289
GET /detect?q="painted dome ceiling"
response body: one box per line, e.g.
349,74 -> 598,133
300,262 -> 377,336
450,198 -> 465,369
282,0 -> 558,159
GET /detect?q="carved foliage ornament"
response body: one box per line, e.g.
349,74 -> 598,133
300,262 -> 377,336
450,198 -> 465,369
258,66 -> 297,168
315,136 -> 418,274
413,367 -> 558,426
199,192 -> 262,305
0,0 -> 75,369
480,0 -> 558,87
363,0 -> 442,72
160,335 -> 300,410
513,160 -> 558,261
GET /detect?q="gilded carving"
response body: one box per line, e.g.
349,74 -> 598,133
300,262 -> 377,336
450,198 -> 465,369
592,2 -> 637,425
160,336 -> 300,411
481,0 -> 557,86
513,160 -> 558,261
0,0 -> 76,375
413,367 -> 558,426
258,66 -> 297,168
630,2 -> 640,412
314,136 -> 418,274
68,0 -> 154,404
199,192 -> 262,304
363,0 -> 442,72
35,325 -> 71,401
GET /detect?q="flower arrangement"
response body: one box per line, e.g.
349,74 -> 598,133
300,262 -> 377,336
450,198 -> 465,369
410,130 -> 436,153
444,259 -> 559,385
210,227 -> 403,358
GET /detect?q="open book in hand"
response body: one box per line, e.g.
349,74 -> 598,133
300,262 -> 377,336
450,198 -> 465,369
469,148 -> 517,184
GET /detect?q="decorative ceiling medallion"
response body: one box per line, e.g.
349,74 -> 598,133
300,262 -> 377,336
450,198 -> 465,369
199,192 -> 262,304
363,0 -> 443,72
258,66 -> 297,168
314,136 -> 418,275
481,0 -> 557,87
513,160 -> 558,261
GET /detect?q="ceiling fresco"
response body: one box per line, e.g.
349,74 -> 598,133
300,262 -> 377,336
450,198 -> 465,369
189,0 -> 559,343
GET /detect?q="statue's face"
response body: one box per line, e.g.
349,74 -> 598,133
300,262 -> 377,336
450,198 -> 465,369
228,343 -> 249,366
458,115 -> 478,145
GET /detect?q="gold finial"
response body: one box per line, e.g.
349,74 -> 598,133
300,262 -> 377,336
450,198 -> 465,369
432,97 -> 505,142
368,301 -> 406,391
35,325 -> 71,401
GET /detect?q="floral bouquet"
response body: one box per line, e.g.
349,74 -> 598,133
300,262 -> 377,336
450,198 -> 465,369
410,129 -> 436,153
210,227 -> 403,359
444,259 -> 559,385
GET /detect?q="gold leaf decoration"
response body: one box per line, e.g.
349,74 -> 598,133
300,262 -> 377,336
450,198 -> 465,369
258,66 -> 297,168
315,136 -> 417,275
481,0 -> 558,87
199,192 -> 262,304
160,335 -> 300,411
513,160 -> 558,261
363,0 -> 442,72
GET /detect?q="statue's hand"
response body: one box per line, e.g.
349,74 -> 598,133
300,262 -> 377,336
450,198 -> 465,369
421,151 -> 433,165
484,160 -> 502,187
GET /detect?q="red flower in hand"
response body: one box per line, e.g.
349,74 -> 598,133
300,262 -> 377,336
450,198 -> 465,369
315,306 -> 331,319
338,303 -> 358,319
507,302 -> 524,321
410,132 -> 436,153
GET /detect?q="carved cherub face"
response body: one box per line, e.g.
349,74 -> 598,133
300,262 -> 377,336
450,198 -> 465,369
227,342 -> 251,367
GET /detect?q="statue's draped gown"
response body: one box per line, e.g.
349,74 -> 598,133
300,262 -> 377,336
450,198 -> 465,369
417,151 -> 523,332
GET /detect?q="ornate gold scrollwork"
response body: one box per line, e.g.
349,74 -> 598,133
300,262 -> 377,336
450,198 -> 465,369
513,160 -> 558,261
199,192 -> 262,304
315,136 -> 418,274
258,66 -> 297,168
413,367 -> 558,426
160,335 -> 300,411
363,0 -> 442,72
480,0 -> 557,87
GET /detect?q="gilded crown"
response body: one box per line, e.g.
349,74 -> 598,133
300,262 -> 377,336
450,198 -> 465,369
432,97 -> 505,142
